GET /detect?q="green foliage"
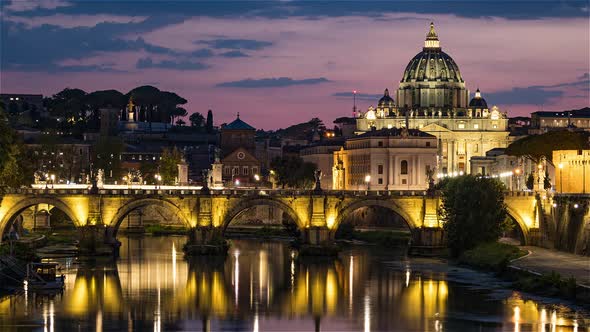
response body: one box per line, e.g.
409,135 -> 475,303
273,118 -> 326,140
459,242 -> 525,271
514,271 -> 578,299
189,112 -> 205,128
159,147 -> 183,185
92,137 -> 125,181
0,104 -> 30,190
439,175 -> 507,256
144,225 -> 187,236
352,231 -> 411,247
270,155 -> 316,189
526,173 -> 534,190
505,131 -> 590,163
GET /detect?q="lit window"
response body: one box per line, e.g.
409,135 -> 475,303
474,124 -> 479,129
15,98 -> 19,101
458,123 -> 465,129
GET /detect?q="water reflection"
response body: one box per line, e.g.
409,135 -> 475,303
0,237 -> 587,331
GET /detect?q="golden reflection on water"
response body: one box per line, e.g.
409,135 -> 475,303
0,237 -> 587,331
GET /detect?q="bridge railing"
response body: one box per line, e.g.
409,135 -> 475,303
4,187 -> 434,197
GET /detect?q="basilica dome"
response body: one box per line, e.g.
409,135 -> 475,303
396,23 -> 469,110
400,23 -> 463,83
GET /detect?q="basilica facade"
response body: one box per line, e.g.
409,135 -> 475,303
355,23 -> 511,175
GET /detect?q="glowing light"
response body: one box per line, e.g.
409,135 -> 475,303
365,175 -> 371,183
513,306 -> 520,332
405,269 -> 410,287
172,242 -> 177,286
253,312 -> 259,332
234,250 -> 240,306
574,204 -> 579,209
349,255 -> 354,313
364,295 -> 371,332
558,163 -> 563,169
254,174 -> 260,181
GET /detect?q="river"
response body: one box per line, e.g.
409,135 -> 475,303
0,236 -> 588,331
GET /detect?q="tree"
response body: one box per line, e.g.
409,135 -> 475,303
526,173 -> 534,190
206,109 -> 213,133
0,103 -> 30,190
270,156 -> 316,189
438,175 -> 507,256
159,147 -> 183,185
506,131 -> 589,164
170,107 -> 188,125
176,118 -> 186,126
189,112 -> 205,128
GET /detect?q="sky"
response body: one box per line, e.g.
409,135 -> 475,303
1,0 -> 589,130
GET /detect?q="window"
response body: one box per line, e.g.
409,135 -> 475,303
378,141 -> 383,147
378,165 -> 383,174
224,166 -> 230,175
232,167 -> 238,175
402,179 -> 407,184
458,123 -> 465,129
401,160 -> 408,175
252,167 -> 258,175
474,124 -> 479,129
243,166 -> 249,175
426,141 -> 431,147
378,178 -> 383,184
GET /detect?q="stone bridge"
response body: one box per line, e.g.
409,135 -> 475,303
0,187 -> 558,254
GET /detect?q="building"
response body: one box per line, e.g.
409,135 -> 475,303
333,128 -> 437,191
553,150 -> 590,194
355,23 -> 511,174
0,94 -> 43,115
300,139 -> 345,190
220,114 -> 261,186
530,108 -> 590,134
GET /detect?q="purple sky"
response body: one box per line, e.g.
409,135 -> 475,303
1,1 -> 589,129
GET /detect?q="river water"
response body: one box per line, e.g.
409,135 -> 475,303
0,236 -> 588,331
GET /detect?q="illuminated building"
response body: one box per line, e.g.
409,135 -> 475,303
355,23 -> 511,174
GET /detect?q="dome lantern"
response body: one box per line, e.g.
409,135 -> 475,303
424,22 -> 440,49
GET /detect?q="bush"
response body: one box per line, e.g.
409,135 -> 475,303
353,231 -> 411,247
458,242 -> 525,272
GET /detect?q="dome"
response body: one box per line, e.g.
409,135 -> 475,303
469,89 -> 488,109
378,89 -> 394,107
400,23 -> 464,83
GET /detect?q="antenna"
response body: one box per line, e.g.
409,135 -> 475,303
352,90 -> 357,117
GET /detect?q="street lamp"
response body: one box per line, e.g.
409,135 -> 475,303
364,174 -> 371,191
514,168 -> 521,191
235,179 -> 240,187
50,174 -> 55,188
254,174 -> 260,189
154,174 -> 162,189
558,163 -> 563,193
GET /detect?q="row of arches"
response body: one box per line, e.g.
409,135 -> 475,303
0,196 -> 529,245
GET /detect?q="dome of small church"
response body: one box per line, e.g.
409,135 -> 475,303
400,22 -> 463,84
378,89 -> 394,107
469,89 -> 488,109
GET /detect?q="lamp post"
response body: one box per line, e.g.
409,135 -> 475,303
235,179 -> 240,187
154,174 -> 162,189
514,168 -> 521,191
558,163 -> 563,193
50,174 -> 55,189
254,174 -> 260,189
364,174 -> 371,191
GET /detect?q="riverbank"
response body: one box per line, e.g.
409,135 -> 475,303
455,242 -> 590,304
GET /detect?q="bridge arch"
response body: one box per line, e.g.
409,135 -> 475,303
505,206 -> 530,245
109,198 -> 191,237
0,196 -> 81,242
335,199 -> 418,232
222,197 -> 304,231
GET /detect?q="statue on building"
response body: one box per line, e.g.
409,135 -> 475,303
314,169 -> 323,192
96,169 -> 104,188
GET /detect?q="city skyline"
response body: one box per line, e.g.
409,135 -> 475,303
1,1 -> 589,129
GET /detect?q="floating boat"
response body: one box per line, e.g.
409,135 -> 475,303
25,263 -> 65,292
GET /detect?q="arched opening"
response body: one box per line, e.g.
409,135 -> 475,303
110,199 -> 191,238
223,198 -> 303,238
335,201 -> 414,247
0,199 -> 80,253
501,212 -> 527,246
